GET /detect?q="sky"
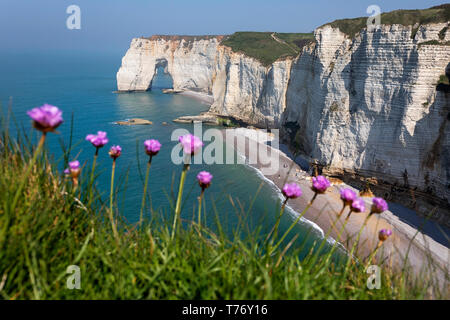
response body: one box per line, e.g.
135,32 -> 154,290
0,0 -> 446,54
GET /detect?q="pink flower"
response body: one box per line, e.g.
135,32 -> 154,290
65,160 -> 81,178
69,160 -> 80,170
144,139 -> 161,156
351,198 -> 366,213
109,145 -> 122,159
340,188 -> 357,205
282,183 -> 302,199
197,171 -> 213,189
378,229 -> 392,241
178,134 -> 203,155
371,197 -> 388,214
27,104 -> 63,132
86,131 -> 109,148
311,175 -> 330,193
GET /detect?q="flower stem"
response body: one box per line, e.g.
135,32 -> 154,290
311,217 -> 351,276
309,213 -> 344,266
348,215 -> 371,259
173,163 -> 189,238
139,156 -> 153,225
308,192 -> 318,206
198,188 -> 205,228
197,188 -> 206,236
271,198 -> 288,241
271,193 -> 318,253
343,215 -> 371,277
72,176 -> 79,188
10,133 -> 46,214
345,210 -> 353,220
88,147 -> 99,206
366,240 -> 384,267
109,159 -> 119,245
337,203 -> 346,217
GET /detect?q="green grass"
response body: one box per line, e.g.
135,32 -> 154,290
322,4 -> 450,38
273,32 -> 315,51
417,40 -> 450,48
221,32 -> 313,66
217,116 -> 240,128
143,35 -> 224,41
439,26 -> 448,40
438,74 -> 450,85
0,109 -> 447,299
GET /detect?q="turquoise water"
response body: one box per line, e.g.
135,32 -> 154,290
0,51 -> 326,251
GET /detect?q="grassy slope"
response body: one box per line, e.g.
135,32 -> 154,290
220,32 -> 314,66
0,113 -> 447,299
144,35 -> 225,42
322,4 -> 450,37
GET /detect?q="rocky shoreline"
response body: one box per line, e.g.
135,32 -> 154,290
172,112 -> 220,125
115,118 -> 153,125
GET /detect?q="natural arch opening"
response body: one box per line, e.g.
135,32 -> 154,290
150,58 -> 173,91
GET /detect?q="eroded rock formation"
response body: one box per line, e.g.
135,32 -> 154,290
117,23 -> 450,224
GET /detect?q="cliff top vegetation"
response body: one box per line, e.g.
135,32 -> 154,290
143,35 -> 226,42
322,4 -> 450,38
220,32 -> 314,66
141,5 -> 449,66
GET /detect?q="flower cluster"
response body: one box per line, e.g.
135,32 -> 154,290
282,183 -> 302,199
64,160 -> 81,177
109,145 -> 122,159
64,160 -> 81,187
311,175 -> 330,194
378,229 -> 392,241
337,186 -> 392,247
27,104 -> 63,133
144,139 -> 161,156
350,198 -> 366,213
340,192 -> 389,216
179,134 -> 203,155
371,197 -> 388,214
197,171 -> 213,189
86,131 -> 109,148
340,188 -> 357,205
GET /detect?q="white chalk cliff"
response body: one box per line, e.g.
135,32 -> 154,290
117,35 -> 220,94
117,24 -> 450,222
117,35 -> 292,127
283,23 -> 450,221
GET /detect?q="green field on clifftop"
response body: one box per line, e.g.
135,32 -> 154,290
323,4 -> 450,37
220,32 -> 314,66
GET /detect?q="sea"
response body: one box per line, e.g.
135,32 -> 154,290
0,50 -> 447,252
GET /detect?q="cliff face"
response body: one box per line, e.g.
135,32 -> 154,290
116,35 -> 293,127
282,23 -> 450,218
210,46 -> 292,127
117,35 -> 222,93
117,24 -> 450,220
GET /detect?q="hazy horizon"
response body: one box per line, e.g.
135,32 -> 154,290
0,0 -> 446,54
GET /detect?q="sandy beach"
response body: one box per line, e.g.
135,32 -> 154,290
223,128 -> 449,286
178,90 -> 214,105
